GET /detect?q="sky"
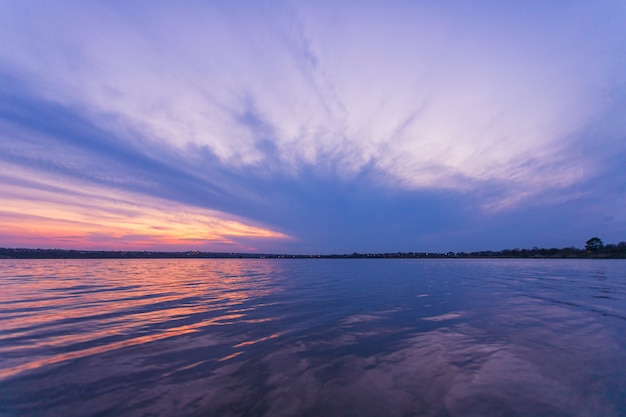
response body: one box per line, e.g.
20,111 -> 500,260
1,1 -> 625,254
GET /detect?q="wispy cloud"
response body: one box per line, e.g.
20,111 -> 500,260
0,1 -> 625,251
0,161 -> 288,251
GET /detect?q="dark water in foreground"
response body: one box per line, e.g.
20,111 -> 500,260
1,259 -> 626,417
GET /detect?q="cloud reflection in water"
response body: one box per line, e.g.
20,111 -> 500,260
1,259 -> 625,417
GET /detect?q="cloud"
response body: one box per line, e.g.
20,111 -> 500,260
0,159 -> 288,251
0,1 -> 625,251
3,2 -> 624,187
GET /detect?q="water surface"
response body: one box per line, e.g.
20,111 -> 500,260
1,259 -> 625,416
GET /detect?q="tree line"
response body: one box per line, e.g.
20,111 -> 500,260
0,237 -> 624,259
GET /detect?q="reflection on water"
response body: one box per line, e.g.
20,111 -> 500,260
1,259 -> 626,416
0,260 -> 279,379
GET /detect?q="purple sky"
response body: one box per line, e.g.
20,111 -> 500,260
1,1 -> 625,253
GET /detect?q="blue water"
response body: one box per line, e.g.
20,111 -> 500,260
1,259 -> 626,417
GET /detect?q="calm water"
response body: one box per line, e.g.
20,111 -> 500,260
1,259 -> 626,417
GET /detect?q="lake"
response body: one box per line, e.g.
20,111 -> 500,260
1,259 -> 625,417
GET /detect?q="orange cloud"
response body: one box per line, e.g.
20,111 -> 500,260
0,169 -> 288,251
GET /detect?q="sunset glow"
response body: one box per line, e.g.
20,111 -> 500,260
0,165 -> 287,250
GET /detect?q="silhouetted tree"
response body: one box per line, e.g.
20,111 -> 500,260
585,237 -> 604,251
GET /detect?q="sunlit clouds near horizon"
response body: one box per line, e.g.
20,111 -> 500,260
0,162 -> 288,251
1,1 -> 625,253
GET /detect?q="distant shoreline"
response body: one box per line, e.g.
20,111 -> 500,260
1,247 -> 625,260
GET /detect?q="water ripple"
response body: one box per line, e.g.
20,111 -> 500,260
1,258 -> 625,417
